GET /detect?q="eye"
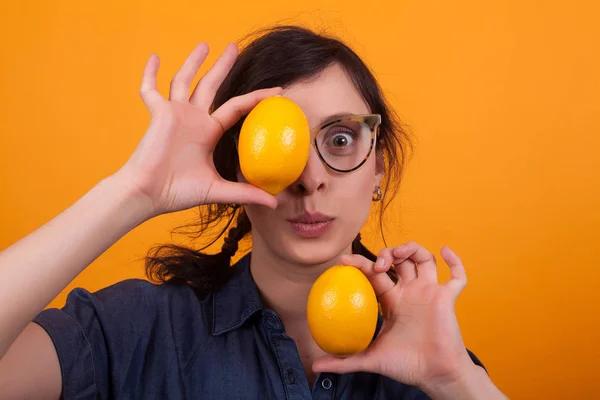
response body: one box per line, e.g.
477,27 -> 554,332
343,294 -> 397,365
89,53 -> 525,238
331,133 -> 352,147
325,127 -> 357,148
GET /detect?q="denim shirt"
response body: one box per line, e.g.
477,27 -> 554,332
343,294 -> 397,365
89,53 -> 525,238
34,254 -> 485,399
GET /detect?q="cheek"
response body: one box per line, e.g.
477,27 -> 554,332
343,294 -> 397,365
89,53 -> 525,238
345,158 -> 377,197
337,161 -> 377,223
243,195 -> 285,235
353,180 -> 376,219
243,204 -> 276,250
235,170 -> 270,233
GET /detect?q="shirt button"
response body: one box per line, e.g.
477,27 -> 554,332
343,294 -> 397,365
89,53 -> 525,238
286,369 -> 295,384
264,313 -> 282,330
321,378 -> 333,390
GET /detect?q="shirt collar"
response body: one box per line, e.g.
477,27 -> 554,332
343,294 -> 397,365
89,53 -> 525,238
212,253 -> 264,335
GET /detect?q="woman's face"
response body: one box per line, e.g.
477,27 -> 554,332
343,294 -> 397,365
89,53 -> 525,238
241,63 -> 384,266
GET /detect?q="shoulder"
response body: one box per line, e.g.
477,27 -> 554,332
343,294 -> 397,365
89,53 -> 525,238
64,278 -> 202,310
83,278 -> 201,305
54,278 -> 213,334
33,279 -> 215,398
35,278 -> 216,361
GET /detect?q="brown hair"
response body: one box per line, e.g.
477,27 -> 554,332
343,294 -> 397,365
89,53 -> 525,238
145,25 -> 413,292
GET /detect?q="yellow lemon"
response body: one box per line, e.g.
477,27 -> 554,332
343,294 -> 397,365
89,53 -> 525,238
307,265 -> 378,355
238,96 -> 310,195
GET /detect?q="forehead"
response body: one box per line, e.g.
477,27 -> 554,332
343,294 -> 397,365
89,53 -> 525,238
281,63 -> 370,128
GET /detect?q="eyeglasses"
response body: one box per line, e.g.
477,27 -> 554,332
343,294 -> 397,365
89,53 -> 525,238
312,114 -> 381,173
233,113 -> 381,173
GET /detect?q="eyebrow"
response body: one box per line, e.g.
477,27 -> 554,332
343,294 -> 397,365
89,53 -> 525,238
318,112 -> 356,127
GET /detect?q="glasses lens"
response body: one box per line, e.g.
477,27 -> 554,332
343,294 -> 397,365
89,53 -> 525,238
316,119 -> 374,171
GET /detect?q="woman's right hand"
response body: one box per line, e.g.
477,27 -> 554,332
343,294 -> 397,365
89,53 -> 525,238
118,42 -> 280,217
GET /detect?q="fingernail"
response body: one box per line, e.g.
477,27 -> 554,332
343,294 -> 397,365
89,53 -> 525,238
375,258 -> 384,268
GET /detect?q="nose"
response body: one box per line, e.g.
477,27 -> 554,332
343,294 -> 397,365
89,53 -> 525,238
290,148 -> 327,195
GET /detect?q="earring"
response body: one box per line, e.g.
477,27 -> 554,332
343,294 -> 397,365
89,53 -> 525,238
372,186 -> 382,202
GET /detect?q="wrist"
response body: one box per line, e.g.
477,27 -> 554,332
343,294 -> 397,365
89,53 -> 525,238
421,364 -> 507,400
103,171 -> 157,226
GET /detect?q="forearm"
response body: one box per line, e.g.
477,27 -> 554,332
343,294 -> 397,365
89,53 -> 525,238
423,365 -> 508,400
0,173 -> 153,358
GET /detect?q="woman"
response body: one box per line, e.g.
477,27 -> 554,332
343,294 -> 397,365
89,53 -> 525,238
0,26 -> 507,399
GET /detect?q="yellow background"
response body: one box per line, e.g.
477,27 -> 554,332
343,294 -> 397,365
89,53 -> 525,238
1,1 -> 599,398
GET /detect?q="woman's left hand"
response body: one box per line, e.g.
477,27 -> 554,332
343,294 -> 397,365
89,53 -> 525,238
312,242 -> 480,394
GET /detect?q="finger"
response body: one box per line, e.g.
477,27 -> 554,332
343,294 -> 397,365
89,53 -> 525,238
312,352 -> 373,375
339,254 -> 395,298
441,246 -> 467,298
373,247 -> 396,273
139,54 -> 164,113
392,242 -> 438,283
210,88 -> 282,133
395,258 -> 418,284
394,253 -> 417,282
373,246 -> 402,290
169,43 -> 210,102
190,43 -> 238,109
209,180 -> 278,209
375,246 -> 419,286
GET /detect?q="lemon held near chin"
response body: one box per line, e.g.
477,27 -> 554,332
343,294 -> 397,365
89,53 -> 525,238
307,265 -> 378,355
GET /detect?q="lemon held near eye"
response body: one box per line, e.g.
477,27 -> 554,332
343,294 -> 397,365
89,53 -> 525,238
238,96 -> 310,195
307,265 -> 378,355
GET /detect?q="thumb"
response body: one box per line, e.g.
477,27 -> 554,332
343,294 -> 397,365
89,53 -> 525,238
212,180 -> 278,209
312,352 -> 371,375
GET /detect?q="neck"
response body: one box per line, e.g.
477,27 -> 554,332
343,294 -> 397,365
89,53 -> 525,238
248,231 -> 352,325
248,231 -> 354,388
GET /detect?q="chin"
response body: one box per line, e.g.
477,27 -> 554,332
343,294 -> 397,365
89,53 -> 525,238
276,228 -> 354,267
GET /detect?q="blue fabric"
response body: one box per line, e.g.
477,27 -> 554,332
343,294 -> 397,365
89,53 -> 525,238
33,254 -> 486,399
